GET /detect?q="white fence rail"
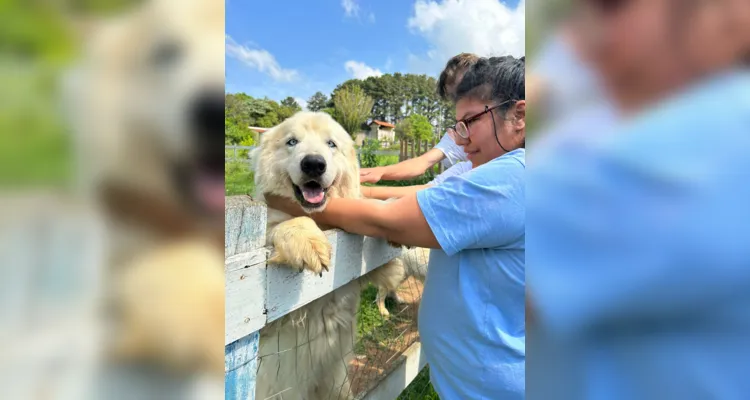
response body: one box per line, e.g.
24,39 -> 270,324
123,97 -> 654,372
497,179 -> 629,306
225,145 -> 400,167
224,196 -> 426,400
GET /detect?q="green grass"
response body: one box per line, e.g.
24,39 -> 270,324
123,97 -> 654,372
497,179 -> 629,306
0,63 -> 73,187
225,161 -> 254,196
377,154 -> 399,167
397,367 -> 439,400
356,284 -> 388,341
356,285 -> 438,399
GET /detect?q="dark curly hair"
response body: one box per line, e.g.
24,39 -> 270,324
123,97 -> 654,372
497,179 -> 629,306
437,53 -> 481,101
455,55 -> 525,114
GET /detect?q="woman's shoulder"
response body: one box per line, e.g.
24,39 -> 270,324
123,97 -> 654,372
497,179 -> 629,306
490,149 -> 526,169
461,150 -> 525,187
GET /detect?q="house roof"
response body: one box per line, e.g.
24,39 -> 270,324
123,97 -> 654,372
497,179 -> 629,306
249,126 -> 270,133
369,120 -> 395,129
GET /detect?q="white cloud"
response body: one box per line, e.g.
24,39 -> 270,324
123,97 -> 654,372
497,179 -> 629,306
342,0 -> 359,17
407,0 -> 525,74
384,57 -> 393,71
344,60 -> 383,79
294,97 -> 308,111
225,35 -> 299,82
368,12 -> 376,23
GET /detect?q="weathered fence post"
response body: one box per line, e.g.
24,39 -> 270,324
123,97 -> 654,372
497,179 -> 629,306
224,196 -> 268,400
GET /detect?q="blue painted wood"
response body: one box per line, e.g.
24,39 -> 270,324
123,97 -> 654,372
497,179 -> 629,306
225,331 -> 260,400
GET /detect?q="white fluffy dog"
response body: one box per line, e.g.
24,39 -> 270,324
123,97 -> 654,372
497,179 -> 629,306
253,111 -> 422,400
64,0 -> 226,378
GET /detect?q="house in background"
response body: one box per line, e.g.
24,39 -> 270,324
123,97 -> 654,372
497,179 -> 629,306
354,120 -> 396,147
248,126 -> 269,134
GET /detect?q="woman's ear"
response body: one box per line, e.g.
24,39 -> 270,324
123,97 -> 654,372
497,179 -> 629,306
512,100 -> 526,134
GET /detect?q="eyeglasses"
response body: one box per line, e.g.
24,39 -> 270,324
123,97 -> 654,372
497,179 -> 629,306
448,101 -> 510,141
581,0 -> 631,14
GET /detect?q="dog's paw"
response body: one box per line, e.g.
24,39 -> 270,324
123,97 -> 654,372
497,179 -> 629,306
269,230 -> 331,275
378,303 -> 391,318
112,240 -> 225,376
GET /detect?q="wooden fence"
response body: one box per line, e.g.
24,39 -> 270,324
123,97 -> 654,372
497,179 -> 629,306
227,139 -> 445,175
224,196 -> 427,400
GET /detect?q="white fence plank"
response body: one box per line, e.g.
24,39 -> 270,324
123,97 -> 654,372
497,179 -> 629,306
359,342 -> 427,400
225,248 -> 267,344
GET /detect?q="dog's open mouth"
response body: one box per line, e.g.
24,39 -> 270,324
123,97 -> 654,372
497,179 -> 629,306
174,155 -> 225,216
193,168 -> 225,213
292,181 -> 329,209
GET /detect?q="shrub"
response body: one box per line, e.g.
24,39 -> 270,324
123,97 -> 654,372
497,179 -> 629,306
360,138 -> 380,168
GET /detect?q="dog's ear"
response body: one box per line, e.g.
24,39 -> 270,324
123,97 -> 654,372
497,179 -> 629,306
65,16 -> 105,45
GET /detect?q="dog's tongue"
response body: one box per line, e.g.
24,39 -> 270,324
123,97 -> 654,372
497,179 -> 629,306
196,173 -> 225,212
302,186 -> 325,204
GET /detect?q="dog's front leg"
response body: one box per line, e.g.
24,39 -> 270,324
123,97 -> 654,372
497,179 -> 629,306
268,216 -> 332,275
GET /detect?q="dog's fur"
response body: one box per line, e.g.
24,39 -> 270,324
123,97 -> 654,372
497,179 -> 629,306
65,0 -> 225,377
253,111 -> 419,399
375,246 -> 430,316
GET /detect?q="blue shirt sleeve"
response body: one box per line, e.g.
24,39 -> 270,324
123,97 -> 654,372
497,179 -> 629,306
528,71 -> 750,339
417,150 -> 525,256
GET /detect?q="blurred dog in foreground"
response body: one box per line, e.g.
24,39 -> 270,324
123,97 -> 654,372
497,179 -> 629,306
64,0 -> 225,378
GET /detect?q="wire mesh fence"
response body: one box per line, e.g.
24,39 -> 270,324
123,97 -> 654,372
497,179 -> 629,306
253,246 -> 431,400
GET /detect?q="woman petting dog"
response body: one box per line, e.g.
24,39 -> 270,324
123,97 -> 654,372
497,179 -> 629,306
265,55 -> 526,400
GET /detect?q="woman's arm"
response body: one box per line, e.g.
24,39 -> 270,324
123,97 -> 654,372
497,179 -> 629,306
360,148 -> 446,183
264,193 -> 440,249
360,184 -> 431,200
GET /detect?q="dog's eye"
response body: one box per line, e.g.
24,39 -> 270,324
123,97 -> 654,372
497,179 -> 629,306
327,140 -> 337,149
150,41 -> 182,69
286,138 -> 299,147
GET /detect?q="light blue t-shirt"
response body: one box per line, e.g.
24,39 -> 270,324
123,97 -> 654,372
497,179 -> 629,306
527,70 -> 750,399
417,149 -> 526,400
430,161 -> 472,186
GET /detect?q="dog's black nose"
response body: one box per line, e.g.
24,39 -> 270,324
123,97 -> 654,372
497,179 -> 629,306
300,155 -> 327,177
189,91 -> 225,141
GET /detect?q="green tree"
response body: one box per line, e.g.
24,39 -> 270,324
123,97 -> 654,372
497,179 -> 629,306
395,118 -> 414,140
409,114 -> 435,141
332,85 -> 374,136
307,92 -> 328,112
359,139 -> 380,168
280,96 -> 301,112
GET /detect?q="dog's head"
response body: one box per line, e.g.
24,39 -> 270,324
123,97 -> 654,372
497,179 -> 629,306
255,112 -> 359,212
66,0 -> 225,218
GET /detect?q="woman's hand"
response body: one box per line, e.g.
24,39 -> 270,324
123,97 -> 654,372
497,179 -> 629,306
264,194 -> 306,218
360,167 -> 385,184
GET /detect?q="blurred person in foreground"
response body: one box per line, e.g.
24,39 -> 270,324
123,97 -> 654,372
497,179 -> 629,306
527,15 -> 606,127
526,0 -> 750,398
266,56 -> 526,399
358,53 -> 476,185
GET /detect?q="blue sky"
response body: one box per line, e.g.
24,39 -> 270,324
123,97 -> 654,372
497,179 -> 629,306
226,0 -> 525,108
